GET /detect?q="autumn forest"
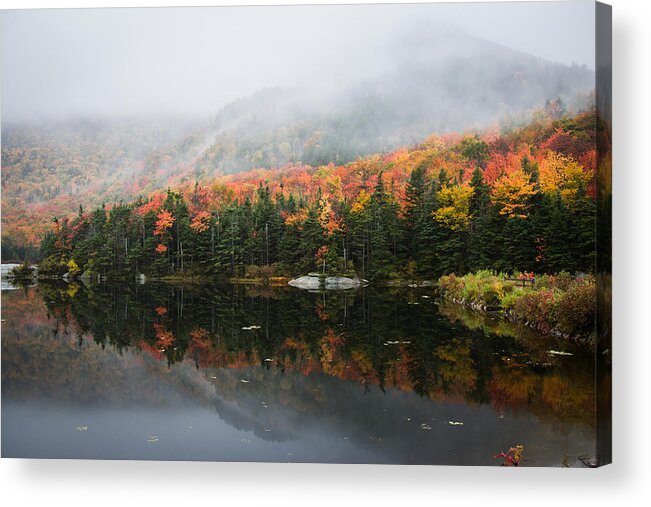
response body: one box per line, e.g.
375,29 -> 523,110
22,105 -> 602,285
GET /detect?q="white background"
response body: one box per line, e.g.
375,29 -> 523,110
1,0 -> 649,505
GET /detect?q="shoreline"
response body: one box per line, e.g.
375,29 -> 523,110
443,296 -> 593,345
8,271 -> 594,346
438,272 -> 596,346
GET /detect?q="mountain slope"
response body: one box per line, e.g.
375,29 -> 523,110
194,29 -> 594,174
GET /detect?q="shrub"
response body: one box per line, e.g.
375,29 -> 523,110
499,290 -> 521,312
461,276 -> 481,303
532,273 -> 555,290
9,261 -> 34,280
38,255 -> 69,277
479,279 -> 505,308
439,274 -> 464,300
67,258 -> 81,277
244,265 -> 261,279
257,265 -> 275,280
555,281 -> 596,336
552,271 -> 575,291
511,288 -> 560,333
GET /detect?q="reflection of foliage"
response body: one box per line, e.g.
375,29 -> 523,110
542,375 -> 594,418
489,368 -> 539,410
153,323 -> 175,350
433,339 -> 477,394
25,282 -> 597,427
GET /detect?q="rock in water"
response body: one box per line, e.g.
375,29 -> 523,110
288,274 -> 364,290
324,276 -> 361,289
288,275 -> 321,290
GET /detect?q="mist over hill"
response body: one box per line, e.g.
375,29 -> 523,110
193,29 -> 594,175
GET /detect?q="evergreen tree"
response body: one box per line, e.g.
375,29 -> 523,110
467,168 -> 493,271
543,192 -> 576,273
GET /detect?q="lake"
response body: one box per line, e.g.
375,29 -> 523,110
1,281 -> 597,466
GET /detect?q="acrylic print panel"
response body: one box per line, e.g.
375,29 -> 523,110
0,1 -> 611,466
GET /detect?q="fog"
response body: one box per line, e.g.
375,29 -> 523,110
2,2 -> 596,124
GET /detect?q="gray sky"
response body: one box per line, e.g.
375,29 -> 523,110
1,2 -> 596,123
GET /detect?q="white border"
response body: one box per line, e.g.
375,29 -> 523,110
1,1 -> 650,506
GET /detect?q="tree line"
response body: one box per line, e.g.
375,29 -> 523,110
37,136 -> 596,282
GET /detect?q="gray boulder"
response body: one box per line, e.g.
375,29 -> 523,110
288,274 -> 365,290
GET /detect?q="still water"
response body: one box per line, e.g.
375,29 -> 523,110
1,281 -> 596,465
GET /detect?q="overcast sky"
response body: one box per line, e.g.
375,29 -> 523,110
1,2 -> 596,123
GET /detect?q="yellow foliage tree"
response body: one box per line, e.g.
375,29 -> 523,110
539,151 -> 592,203
67,258 -> 81,276
433,185 -> 473,230
284,208 -> 308,227
350,189 -> 371,214
492,169 -> 538,218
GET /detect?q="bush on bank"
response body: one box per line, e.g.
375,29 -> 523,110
438,271 -> 596,340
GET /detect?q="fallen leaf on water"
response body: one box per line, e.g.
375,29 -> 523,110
547,350 -> 573,356
240,379 -> 250,383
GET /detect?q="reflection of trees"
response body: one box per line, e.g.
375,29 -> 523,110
542,374 -> 596,422
433,339 -> 478,396
489,368 -> 539,410
27,282 -> 597,424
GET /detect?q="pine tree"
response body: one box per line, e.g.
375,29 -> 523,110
570,182 -> 596,273
543,192 -> 576,273
413,179 -> 440,277
404,163 -> 427,257
467,168 -> 492,271
367,174 -> 397,279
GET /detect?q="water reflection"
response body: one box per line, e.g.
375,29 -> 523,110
1,282 -> 597,465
